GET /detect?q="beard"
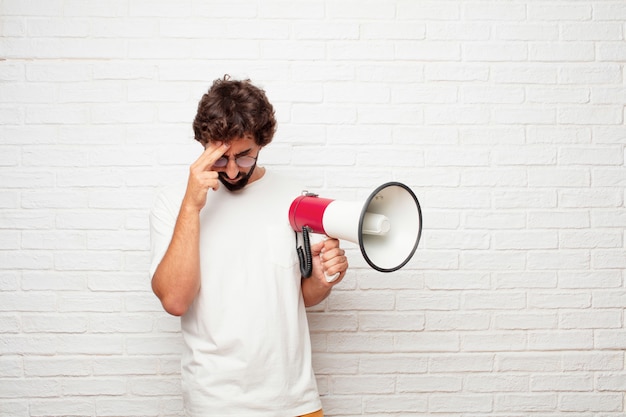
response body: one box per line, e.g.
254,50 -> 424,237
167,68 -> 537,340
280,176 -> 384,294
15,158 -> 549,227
218,163 -> 257,192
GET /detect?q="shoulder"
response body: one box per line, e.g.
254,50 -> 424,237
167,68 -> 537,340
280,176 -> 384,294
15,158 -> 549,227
151,181 -> 186,217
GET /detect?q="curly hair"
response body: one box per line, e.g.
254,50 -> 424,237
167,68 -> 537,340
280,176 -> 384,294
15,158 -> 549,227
192,75 -> 277,147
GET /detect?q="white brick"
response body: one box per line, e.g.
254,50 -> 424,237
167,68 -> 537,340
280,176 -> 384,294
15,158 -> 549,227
598,41 -> 626,63
425,230 -> 489,250
526,87 -> 590,104
96,398 -> 160,417
559,146 -> 623,165
529,42 -> 595,62
494,271 -> 557,289
495,394 -> 557,412
362,21 -> 425,40
596,373 -> 626,391
559,189 -> 622,208
394,332 -> 459,353
393,84 -> 457,104
22,314 -> 88,333
528,3 -> 591,21
463,292 -> 526,310
397,375 -> 461,393
363,395 -> 427,413
528,292 -> 591,309
560,310 -> 622,329
463,42 -> 527,62
560,393 -> 623,412
461,333 -> 527,352
397,292 -> 459,311
307,313 -> 357,333
429,394 -> 493,412
92,357 -> 159,376
24,357 -> 90,377
425,63 -> 489,81
491,64 -> 558,86
592,290 -> 626,308
426,312 -> 490,331
398,1 -> 460,20
496,24 -> 559,41
561,23 -> 623,41
427,22 -> 490,41
191,1 -> 257,18
527,126 -> 592,144
464,212 -> 526,230
327,334 -> 394,353
530,373 -> 593,391
528,330 -> 593,350
359,312 -> 425,332
497,353 -> 561,372
494,230 -> 557,250
332,375 -> 395,394
357,63 -> 424,83
29,399 -> 95,416
559,229 -> 622,249
527,251 -> 589,270
396,41 -> 461,61
559,271 -> 622,289
0,18 -> 25,37
560,64 -> 623,84
466,374 -> 528,392
1,0 -> 63,16
562,352 -> 623,371
293,22 -> 358,41
528,168 -> 590,187
426,147 -> 489,167
328,291 -> 394,311
559,106 -> 623,125
358,354 -> 427,374
425,272 -> 490,290
461,251 -> 526,271
493,106 -> 556,125
0,251 -> 53,271
461,86 -> 524,104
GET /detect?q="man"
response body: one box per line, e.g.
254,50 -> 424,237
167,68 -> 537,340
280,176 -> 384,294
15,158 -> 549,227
149,75 -> 348,417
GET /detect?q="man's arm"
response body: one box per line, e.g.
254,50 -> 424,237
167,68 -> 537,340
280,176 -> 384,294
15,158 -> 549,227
151,205 -> 202,316
301,238 -> 348,307
151,142 -> 229,316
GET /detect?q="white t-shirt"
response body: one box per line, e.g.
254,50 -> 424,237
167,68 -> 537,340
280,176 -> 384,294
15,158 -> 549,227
150,170 -> 322,417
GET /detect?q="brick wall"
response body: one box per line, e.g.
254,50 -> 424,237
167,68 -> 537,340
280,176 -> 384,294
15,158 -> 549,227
1,1 -> 625,416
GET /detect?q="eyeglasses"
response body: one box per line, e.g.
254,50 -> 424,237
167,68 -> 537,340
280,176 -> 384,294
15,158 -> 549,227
212,155 -> 257,168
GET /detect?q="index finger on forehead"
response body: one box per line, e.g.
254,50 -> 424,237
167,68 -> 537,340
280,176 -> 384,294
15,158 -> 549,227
197,141 -> 229,168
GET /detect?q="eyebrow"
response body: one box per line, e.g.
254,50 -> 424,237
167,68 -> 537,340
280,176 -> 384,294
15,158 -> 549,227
230,148 -> 252,158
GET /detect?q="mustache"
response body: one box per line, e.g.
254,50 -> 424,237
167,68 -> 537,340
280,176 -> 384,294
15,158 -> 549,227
217,162 -> 257,192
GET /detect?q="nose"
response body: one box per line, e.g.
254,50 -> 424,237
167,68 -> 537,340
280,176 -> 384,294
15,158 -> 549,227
225,158 -> 239,179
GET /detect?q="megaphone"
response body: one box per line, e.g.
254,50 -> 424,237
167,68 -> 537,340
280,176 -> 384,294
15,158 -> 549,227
289,182 -> 422,275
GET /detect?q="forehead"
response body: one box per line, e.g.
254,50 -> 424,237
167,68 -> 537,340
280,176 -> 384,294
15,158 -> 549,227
224,136 -> 258,155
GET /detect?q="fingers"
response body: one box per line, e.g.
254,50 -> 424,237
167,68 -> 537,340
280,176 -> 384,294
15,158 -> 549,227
183,142 -> 229,212
319,239 -> 348,279
193,141 -> 230,171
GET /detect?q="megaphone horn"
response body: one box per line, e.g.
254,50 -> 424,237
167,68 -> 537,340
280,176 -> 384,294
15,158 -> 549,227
289,182 -> 423,273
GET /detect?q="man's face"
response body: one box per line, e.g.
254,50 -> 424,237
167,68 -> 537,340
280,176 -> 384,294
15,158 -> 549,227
209,136 -> 261,192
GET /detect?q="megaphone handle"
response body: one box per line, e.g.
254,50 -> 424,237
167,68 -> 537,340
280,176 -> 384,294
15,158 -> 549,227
297,226 -> 340,282
316,233 -> 340,283
297,226 -> 313,278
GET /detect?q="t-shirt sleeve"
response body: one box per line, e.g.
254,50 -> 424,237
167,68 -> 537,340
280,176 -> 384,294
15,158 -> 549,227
149,190 -> 179,279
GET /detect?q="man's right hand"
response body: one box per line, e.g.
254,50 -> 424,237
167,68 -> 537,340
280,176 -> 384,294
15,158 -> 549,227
183,141 -> 230,212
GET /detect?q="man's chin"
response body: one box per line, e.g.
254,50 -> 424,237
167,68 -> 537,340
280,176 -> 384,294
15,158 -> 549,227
219,175 -> 248,191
